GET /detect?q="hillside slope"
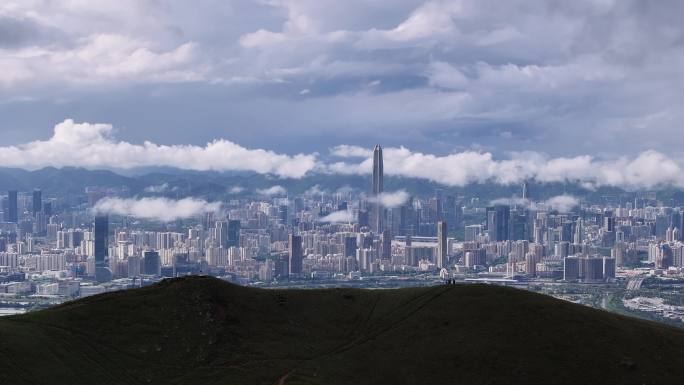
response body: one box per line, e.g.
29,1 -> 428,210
0,276 -> 683,385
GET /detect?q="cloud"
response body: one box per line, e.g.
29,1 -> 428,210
144,183 -> 170,193
93,197 -> 221,222
330,145 -> 373,158
0,119 -> 317,178
490,197 -> 529,207
257,185 -> 287,196
228,186 -> 245,194
544,195 -> 580,213
327,146 -> 684,189
2,120 -> 684,189
368,190 -> 411,208
490,195 -> 579,212
319,210 -> 354,223
304,184 -> 327,197
1,0 -> 684,161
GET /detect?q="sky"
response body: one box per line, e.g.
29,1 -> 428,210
1,0 -> 683,188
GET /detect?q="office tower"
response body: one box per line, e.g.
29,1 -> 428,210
344,236 -> 357,258
525,252 -> 538,277
443,195 -> 459,230
381,230 -> 391,260
563,256 -> 579,281
371,144 -> 384,233
43,201 -> 52,217
509,210 -> 528,241
556,241 -> 570,258
522,180 -> 530,200
559,222 -> 574,242
573,218 -> 583,244
32,189 -> 42,215
602,257 -> 616,280
486,205 -> 510,242
227,220 -> 241,247
215,221 -> 228,248
288,234 -> 303,276
143,250 -> 161,276
293,197 -> 304,214
582,257 -> 604,282
357,209 -> 369,228
278,205 -> 288,226
464,225 -> 482,242
436,221 -> 447,268
94,215 -> 112,282
603,211 -> 615,232
7,190 -> 18,223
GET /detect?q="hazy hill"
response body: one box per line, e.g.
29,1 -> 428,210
0,277 -> 682,385
0,166 -> 640,204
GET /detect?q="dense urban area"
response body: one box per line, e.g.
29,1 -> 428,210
1,146 -> 683,327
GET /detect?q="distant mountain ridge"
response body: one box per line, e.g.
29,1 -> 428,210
0,276 -> 683,385
3,166 -> 684,204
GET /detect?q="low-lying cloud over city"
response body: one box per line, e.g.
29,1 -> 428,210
93,197 -> 222,222
0,120 -> 682,189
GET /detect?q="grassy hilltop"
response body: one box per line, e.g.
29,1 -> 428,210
1,276 -> 683,385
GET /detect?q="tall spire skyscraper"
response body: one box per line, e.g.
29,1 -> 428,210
371,144 -> 384,233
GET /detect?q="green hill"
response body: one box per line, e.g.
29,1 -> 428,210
1,276 -> 683,385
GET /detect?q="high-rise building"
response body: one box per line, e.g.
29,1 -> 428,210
486,205 -> 510,242
143,250 -> 161,276
563,256 -> 579,281
371,144 -> 384,233
522,180 -> 530,200
278,205 -> 288,226
7,190 -> 18,223
215,221 -> 228,248
573,218 -> 584,244
288,234 -> 303,276
381,230 -> 391,260
32,189 -> 42,215
227,220 -> 241,247
436,221 -> 447,268
344,236 -> 357,258
94,215 -> 112,282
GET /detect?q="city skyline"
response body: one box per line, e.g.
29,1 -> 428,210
2,2 -> 684,383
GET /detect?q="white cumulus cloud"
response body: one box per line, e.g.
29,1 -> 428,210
319,210 -> 354,223
490,195 -> 579,213
544,195 -> 580,213
257,185 -> 287,196
0,119 -> 317,178
368,190 -> 411,208
327,146 -> 684,189
93,197 -> 221,222
144,183 -> 170,193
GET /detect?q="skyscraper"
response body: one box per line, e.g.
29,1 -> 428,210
288,234 -> 303,276
94,215 -> 112,282
32,189 -> 42,215
143,250 -> 161,276
522,180 -> 530,200
7,190 -> 17,223
381,230 -> 391,260
486,205 -> 510,242
227,220 -> 241,247
371,144 -> 384,233
437,221 -> 447,268
215,221 -> 228,248
278,205 -> 288,226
